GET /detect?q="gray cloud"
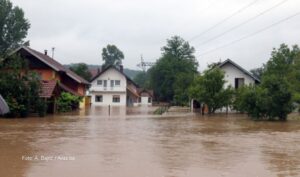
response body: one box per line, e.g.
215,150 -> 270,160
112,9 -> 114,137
10,0 -> 300,70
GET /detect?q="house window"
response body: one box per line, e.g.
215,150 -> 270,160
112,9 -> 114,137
95,95 -> 103,102
111,80 -> 114,87
97,80 -> 102,85
148,97 -> 152,103
112,95 -> 120,103
139,97 -> 141,103
235,78 -> 245,89
103,80 -> 107,87
115,80 -> 120,86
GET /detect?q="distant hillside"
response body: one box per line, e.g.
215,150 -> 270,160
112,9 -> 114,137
65,64 -> 141,80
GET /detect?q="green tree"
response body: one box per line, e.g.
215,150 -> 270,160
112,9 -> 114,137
149,36 -> 198,104
69,63 -> 92,81
233,44 -> 297,120
0,55 -> 46,117
289,53 -> 300,106
234,77 -> 292,121
102,44 -> 124,68
264,44 -> 300,77
0,0 -> 30,57
173,72 -> 194,106
189,67 -> 233,114
133,71 -> 150,89
250,67 -> 264,80
162,36 -> 196,60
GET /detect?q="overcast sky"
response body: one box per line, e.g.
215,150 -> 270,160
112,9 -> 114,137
10,0 -> 300,71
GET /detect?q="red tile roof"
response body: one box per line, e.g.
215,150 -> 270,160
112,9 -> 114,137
40,80 -> 57,98
40,80 -> 83,98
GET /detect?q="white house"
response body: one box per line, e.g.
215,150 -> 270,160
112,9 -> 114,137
219,59 -> 260,88
88,65 -> 153,106
191,59 -> 260,112
138,88 -> 153,106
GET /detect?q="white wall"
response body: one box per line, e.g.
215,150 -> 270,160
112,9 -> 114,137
91,92 -> 127,106
90,68 -> 127,92
89,68 -> 127,106
141,96 -> 152,106
220,63 -> 255,88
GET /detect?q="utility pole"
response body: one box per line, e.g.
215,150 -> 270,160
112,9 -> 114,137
137,55 -> 155,72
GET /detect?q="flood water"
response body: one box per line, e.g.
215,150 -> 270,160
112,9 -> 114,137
0,106 -> 300,177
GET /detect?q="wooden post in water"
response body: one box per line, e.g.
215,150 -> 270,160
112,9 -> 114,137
108,105 -> 110,116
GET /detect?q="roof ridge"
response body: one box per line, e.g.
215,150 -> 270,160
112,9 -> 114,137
219,59 -> 260,82
21,46 -> 89,84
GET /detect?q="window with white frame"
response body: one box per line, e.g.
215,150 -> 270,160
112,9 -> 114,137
110,80 -> 114,87
112,95 -> 120,103
95,95 -> 103,102
115,80 -> 120,86
97,80 -> 102,85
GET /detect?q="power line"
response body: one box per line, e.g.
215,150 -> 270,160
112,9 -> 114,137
195,0 -> 288,47
197,12 -> 300,57
189,0 -> 260,41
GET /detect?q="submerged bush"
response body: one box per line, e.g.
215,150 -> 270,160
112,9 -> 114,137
233,76 -> 293,121
57,92 -> 82,112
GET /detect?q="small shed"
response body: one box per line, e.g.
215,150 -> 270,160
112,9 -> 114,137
0,95 -> 9,115
138,88 -> 154,106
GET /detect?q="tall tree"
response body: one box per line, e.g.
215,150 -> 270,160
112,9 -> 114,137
263,44 -> 300,77
149,36 -> 198,104
162,36 -> 196,60
101,44 -> 124,68
250,67 -> 264,80
0,0 -> 30,57
233,44 -> 297,120
133,71 -> 150,89
189,67 -> 233,114
69,63 -> 92,81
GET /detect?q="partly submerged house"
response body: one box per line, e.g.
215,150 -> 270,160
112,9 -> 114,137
219,59 -> 260,89
10,46 -> 89,112
191,59 -> 260,112
89,65 -> 153,106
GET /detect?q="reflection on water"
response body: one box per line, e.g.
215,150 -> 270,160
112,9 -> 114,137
0,107 -> 299,177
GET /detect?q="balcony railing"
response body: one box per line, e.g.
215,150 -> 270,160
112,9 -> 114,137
90,86 -> 126,92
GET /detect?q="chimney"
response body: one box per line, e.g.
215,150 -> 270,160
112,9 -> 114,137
120,65 -> 123,73
44,50 -> 48,56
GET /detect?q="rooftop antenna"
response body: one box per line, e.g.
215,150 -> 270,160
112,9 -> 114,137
51,47 -> 55,58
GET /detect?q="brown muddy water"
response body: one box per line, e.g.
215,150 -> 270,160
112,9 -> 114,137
0,106 -> 300,177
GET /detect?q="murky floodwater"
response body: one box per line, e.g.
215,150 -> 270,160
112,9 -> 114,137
0,107 -> 300,177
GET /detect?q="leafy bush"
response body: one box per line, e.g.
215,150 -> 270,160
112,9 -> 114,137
0,55 -> 47,118
154,107 -> 169,115
57,92 -> 82,112
233,77 -> 293,121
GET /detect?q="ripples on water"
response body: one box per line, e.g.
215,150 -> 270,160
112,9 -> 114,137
0,107 -> 299,177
